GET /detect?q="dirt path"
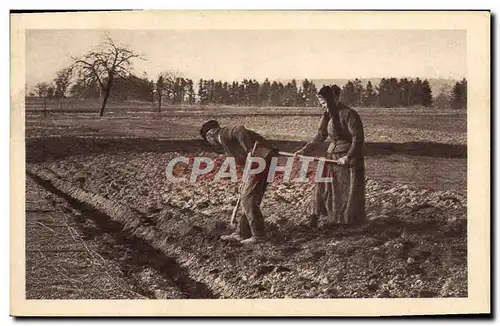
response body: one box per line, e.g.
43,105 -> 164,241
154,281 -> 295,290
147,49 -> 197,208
26,174 -> 213,299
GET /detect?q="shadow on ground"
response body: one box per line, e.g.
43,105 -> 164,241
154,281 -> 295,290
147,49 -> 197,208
26,136 -> 467,164
28,172 -> 217,299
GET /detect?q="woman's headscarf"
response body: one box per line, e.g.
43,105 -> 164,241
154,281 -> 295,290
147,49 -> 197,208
318,85 -> 344,140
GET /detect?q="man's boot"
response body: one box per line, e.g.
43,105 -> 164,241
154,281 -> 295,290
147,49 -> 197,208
308,214 -> 319,228
300,214 -> 318,228
222,214 -> 251,242
240,235 -> 265,245
220,232 -> 245,242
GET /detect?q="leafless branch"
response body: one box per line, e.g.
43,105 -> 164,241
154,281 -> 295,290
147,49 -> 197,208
71,35 -> 142,91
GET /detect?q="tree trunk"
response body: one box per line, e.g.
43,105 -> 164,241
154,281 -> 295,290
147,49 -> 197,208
158,94 -> 162,113
43,97 -> 47,118
99,88 -> 111,117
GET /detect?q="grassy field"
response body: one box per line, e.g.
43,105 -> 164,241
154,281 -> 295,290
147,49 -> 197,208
25,105 -> 468,299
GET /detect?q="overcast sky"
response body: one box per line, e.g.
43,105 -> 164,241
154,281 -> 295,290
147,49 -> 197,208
26,29 -> 466,89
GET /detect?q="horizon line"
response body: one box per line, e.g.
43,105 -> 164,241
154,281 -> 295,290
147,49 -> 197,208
25,75 -> 466,89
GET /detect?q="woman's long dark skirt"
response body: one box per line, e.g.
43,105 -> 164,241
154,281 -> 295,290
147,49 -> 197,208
308,152 -> 366,225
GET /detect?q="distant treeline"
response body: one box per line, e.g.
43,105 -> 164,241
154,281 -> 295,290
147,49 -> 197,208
32,74 -> 468,110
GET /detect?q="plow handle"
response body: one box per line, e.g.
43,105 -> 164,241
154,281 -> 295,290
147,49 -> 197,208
277,151 -> 339,164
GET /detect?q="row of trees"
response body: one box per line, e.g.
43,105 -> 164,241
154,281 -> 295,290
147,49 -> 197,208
340,78 -> 433,108
29,34 -> 468,116
196,78 -> 318,107
34,73 -> 467,111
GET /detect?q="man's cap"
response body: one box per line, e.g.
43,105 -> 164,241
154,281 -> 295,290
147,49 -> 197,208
200,119 -> 220,141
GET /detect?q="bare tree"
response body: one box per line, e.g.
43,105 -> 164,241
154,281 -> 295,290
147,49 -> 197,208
156,70 -> 184,110
47,85 -> 55,99
71,34 -> 142,116
33,82 -> 50,117
33,82 -> 49,98
156,75 -> 165,113
53,67 -> 73,110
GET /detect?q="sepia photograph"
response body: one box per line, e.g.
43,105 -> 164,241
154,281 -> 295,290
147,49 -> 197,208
10,10 -> 490,316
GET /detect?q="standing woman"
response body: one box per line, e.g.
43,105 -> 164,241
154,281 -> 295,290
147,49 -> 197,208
295,85 -> 366,227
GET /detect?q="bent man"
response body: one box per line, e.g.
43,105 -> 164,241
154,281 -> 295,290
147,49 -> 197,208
200,120 -> 277,245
